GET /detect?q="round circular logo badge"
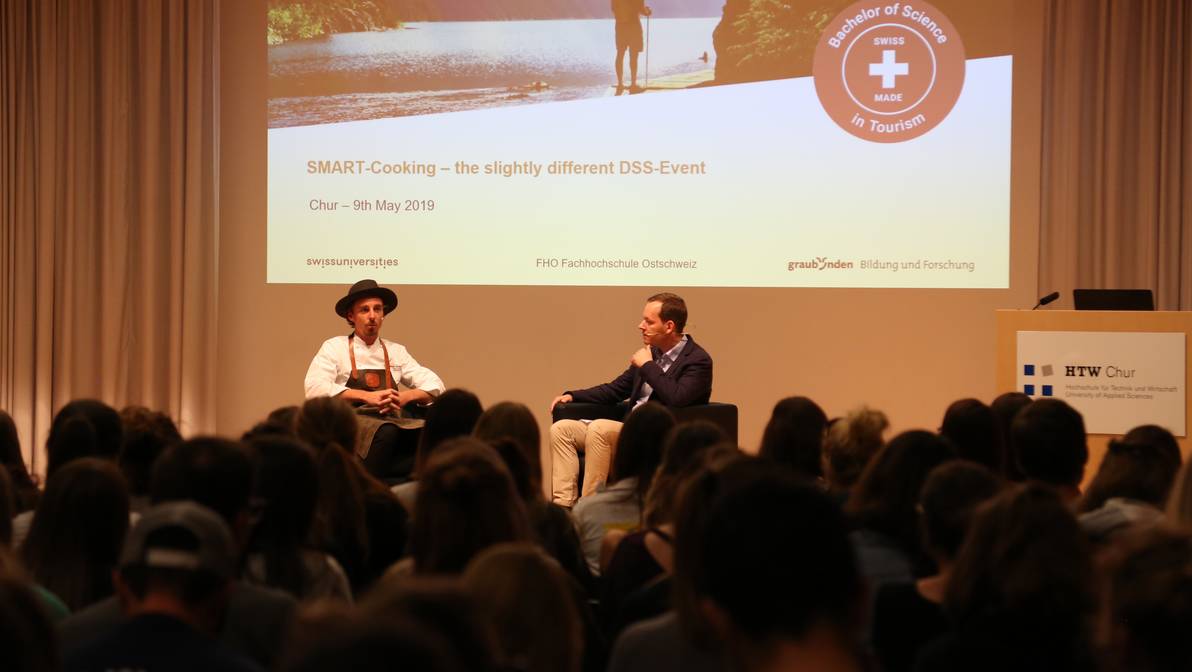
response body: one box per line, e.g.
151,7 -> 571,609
813,0 -> 965,143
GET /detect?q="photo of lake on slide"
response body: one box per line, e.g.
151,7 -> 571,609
267,0 -> 850,128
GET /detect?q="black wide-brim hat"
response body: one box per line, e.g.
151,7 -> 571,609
335,279 -> 398,318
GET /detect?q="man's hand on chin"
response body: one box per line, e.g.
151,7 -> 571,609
630,347 -> 652,368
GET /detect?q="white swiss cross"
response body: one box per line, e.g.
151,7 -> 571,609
869,50 -> 908,89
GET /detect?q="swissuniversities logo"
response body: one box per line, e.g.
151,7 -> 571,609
812,1 -> 966,143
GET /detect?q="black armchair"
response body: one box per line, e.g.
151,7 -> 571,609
552,401 -> 739,444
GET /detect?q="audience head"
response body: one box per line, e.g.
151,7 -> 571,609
45,399 -> 123,476
463,544 -> 583,672
472,401 -> 542,494
416,389 -> 484,475
294,396 -> 377,588
1011,398 -> 1088,493
609,402 -> 675,500
758,396 -> 828,481
991,392 -> 1032,479
244,435 -> 321,597
1080,424 -> 1181,514
117,406 -> 181,501
676,458 -> 863,667
940,398 -> 1003,473
946,484 -> 1094,638
0,469 -> 12,546
294,396 -> 358,456
115,501 -> 237,633
21,458 -> 130,611
0,572 -> 59,672
0,410 -> 37,510
919,461 -> 1001,563
846,430 -> 956,558
1101,526 -> 1192,672
1162,437 -> 1192,527
410,438 -> 530,574
150,437 -> 253,538
643,420 -> 731,526
281,603 -> 467,672
267,405 -> 301,429
360,578 -> 495,672
822,405 -> 888,491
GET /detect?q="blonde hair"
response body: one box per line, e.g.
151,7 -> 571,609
823,405 -> 889,489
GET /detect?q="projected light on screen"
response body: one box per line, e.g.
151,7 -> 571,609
266,0 -> 1011,288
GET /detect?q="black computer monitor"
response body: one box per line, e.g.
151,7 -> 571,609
1072,289 -> 1155,311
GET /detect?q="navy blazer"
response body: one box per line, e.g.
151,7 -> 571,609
566,336 -> 713,411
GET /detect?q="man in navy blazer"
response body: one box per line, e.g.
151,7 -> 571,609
549,293 -> 713,507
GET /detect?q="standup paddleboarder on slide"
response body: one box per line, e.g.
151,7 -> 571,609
613,0 -> 651,93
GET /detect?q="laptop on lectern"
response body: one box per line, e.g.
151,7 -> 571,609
1072,289 -> 1155,311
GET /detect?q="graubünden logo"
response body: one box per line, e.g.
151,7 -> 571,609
813,1 -> 966,143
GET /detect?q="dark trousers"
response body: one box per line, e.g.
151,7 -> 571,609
362,423 -> 420,485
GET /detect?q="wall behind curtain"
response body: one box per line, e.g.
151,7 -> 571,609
1040,0 -> 1192,309
0,1 -> 219,476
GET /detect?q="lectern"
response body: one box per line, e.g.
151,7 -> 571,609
995,310 -> 1190,486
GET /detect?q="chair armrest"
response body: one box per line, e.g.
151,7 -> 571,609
551,402 -> 628,423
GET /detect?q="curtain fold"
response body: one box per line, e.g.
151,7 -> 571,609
0,0 -> 218,478
1039,0 -> 1192,309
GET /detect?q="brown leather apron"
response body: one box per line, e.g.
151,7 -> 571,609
345,333 -> 424,459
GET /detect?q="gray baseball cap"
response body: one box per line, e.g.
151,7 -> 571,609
119,501 -> 236,578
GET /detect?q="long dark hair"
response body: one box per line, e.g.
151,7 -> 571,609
940,398 -> 1003,474
608,402 -> 675,508
244,435 -> 321,598
945,484 -> 1095,657
473,402 -> 543,494
409,438 -> 530,575
45,400 -> 123,477
1078,424 -> 1181,513
758,396 -> 827,480
845,430 -> 955,559
643,420 -> 729,527
295,397 -> 370,583
20,458 -> 129,611
0,411 -> 38,512
415,389 -> 484,476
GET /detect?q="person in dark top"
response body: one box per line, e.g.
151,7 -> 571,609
939,398 -> 1003,474
58,437 -> 297,670
990,392 -> 1031,480
758,396 -> 828,482
0,409 -> 39,513
486,433 -> 595,596
1010,398 -> 1088,502
1101,526 -> 1192,672
916,484 -> 1096,672
679,459 -> 869,672
21,458 -> 130,612
295,396 -> 409,594
871,461 -> 1000,672
846,430 -> 955,589
117,405 -> 182,513
65,501 -> 262,672
408,438 -> 531,575
1077,424 -> 1181,544
0,571 -> 59,672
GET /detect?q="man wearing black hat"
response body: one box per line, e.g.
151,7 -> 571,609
304,280 -> 444,477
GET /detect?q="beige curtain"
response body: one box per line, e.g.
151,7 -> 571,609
0,1 -> 219,477
1040,0 -> 1192,309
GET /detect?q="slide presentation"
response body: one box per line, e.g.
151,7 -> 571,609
267,0 -> 1011,288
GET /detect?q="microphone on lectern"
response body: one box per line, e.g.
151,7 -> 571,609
1032,291 -> 1060,310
